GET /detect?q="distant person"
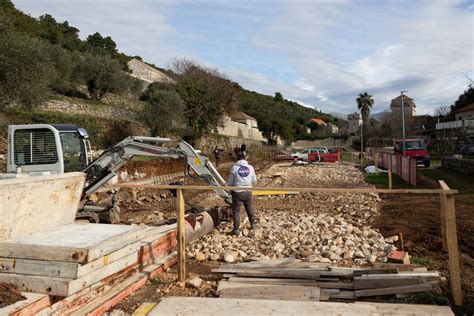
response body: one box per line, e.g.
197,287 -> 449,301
227,153 -> 257,236
233,145 -> 241,159
213,146 -> 222,167
240,144 -> 247,156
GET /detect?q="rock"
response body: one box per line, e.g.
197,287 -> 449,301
273,243 -> 285,253
187,277 -> 203,289
329,253 -> 342,260
307,255 -> 322,262
222,253 -> 235,263
195,252 -> 206,261
367,254 -> 377,263
354,250 -> 365,258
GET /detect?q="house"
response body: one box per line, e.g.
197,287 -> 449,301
347,112 -> 362,135
327,123 -> 339,134
455,103 -> 474,121
310,118 -> 327,126
127,58 -> 175,84
390,94 -> 416,118
215,112 -> 265,142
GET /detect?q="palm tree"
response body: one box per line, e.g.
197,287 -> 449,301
356,92 -> 374,152
356,92 -> 374,123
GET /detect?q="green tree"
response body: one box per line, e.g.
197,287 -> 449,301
274,92 -> 284,102
259,118 -> 291,145
356,91 -> 374,124
0,32 -> 54,109
74,53 -> 129,101
453,84 -> 474,112
141,90 -> 186,136
86,32 -> 117,55
173,59 -> 237,143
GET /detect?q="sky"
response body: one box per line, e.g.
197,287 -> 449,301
14,0 -> 474,116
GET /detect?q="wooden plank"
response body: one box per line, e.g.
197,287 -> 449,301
70,273 -> 146,316
353,269 -> 398,276
0,252 -> 138,296
147,297 -> 454,315
444,186 -> 463,306
330,290 -> 355,300
439,183 -> 448,251
219,284 -> 320,301
354,276 -> 438,290
220,257 -> 301,269
0,293 -> 49,316
176,189 -> 186,282
356,272 -> 439,278
0,224 -> 146,263
0,242 -> 140,279
36,251 -> 178,316
388,168 -> 392,189
227,276 -> 353,289
371,263 -> 416,271
133,303 -> 157,316
119,183 -> 459,195
355,283 -> 433,297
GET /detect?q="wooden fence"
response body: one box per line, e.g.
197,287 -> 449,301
368,149 -> 417,186
119,183 -> 462,306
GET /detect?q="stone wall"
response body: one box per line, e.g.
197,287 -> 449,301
292,137 -> 349,149
216,116 -> 265,142
441,157 -> 474,175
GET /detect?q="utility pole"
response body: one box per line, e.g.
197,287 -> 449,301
360,116 -> 364,153
400,90 -> 407,156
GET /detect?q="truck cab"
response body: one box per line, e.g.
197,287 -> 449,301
394,138 -> 430,167
6,124 -> 92,175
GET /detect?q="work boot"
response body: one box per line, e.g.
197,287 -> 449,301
232,229 -> 242,237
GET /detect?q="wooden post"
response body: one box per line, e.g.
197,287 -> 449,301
176,189 -> 186,282
374,155 -> 379,174
388,169 -> 392,190
439,182 -> 447,251
439,181 -> 462,306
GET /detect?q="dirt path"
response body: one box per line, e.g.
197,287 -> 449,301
372,166 -> 474,313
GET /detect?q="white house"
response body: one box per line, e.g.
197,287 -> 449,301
347,112 -> 362,135
216,112 -> 265,142
455,103 -> 474,121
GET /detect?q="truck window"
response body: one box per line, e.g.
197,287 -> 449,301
59,132 -> 87,172
13,129 -> 58,165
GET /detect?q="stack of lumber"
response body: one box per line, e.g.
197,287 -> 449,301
212,258 -> 441,301
0,223 -> 178,315
134,297 -> 454,315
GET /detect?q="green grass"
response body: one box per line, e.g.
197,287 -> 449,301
419,168 -> 464,190
365,172 -> 413,189
411,257 -> 434,268
413,291 -> 448,305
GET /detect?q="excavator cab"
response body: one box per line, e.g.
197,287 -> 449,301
6,124 -> 92,175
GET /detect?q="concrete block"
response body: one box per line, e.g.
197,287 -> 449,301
0,172 -> 85,241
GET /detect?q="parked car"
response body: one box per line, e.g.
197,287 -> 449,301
291,148 -> 328,161
459,144 -> 474,158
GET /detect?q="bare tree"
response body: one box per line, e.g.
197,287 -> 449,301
434,105 -> 451,118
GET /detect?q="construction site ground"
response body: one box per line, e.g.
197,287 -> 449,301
112,161 -> 473,314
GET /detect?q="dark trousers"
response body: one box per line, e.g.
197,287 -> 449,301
231,191 -> 255,231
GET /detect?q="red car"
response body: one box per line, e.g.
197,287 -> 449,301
394,138 -> 430,167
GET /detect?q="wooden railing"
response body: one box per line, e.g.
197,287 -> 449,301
118,183 -> 462,306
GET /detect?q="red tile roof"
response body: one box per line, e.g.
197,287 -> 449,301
310,118 -> 327,125
456,103 -> 474,114
230,111 -> 256,121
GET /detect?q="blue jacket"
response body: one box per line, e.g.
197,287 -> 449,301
227,159 -> 257,191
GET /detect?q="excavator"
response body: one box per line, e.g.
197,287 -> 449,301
3,124 -> 232,223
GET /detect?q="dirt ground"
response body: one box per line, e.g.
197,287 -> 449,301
0,283 -> 25,308
114,161 -> 473,314
372,167 -> 474,314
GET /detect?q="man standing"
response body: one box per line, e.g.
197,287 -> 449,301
213,146 -> 222,167
227,153 -> 257,236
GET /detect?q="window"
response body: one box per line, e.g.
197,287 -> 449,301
59,132 -> 87,172
13,129 -> 58,165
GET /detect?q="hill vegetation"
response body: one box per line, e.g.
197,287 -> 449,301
0,0 -> 343,145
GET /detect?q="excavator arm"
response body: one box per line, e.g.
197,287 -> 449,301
82,136 -> 232,204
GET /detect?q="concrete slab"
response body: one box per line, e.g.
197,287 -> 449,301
0,224 -> 146,263
0,173 -> 85,240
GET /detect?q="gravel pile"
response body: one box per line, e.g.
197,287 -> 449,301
188,163 -> 398,265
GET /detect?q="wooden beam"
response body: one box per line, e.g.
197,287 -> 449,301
439,181 -> 448,251
219,284 -> 320,301
176,189 -> 186,282
355,283 -> 433,297
118,184 -> 458,195
443,183 -> 463,306
388,168 -> 392,190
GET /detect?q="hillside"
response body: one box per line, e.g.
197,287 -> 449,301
0,0 -> 344,146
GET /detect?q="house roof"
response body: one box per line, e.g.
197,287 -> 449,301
455,103 -> 474,114
392,94 -> 414,101
230,111 -> 256,121
310,118 -> 327,125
